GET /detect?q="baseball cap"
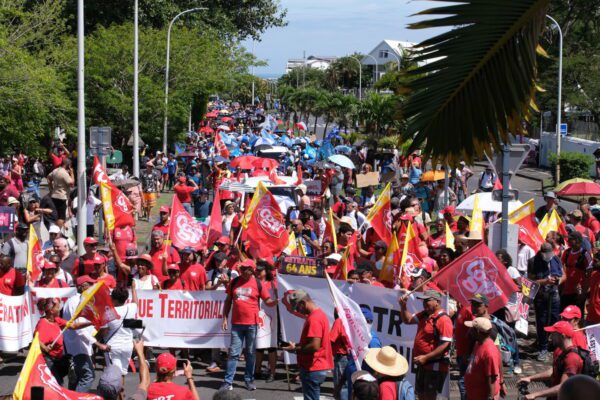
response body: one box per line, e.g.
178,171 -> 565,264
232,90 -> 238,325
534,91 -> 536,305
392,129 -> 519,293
416,289 -> 442,301
409,268 -> 431,279
442,206 -> 456,215
159,206 -> 170,213
76,275 -> 96,286
571,209 -> 583,219
179,246 -> 195,254
124,243 -> 139,259
239,259 -> 256,270
325,253 -> 342,263
167,263 -> 180,271
16,222 -> 29,231
49,225 -> 61,234
200,188 -> 209,194
97,365 -> 123,400
7,197 -> 19,206
42,261 -> 57,270
286,289 -> 309,311
216,236 -> 230,245
545,191 -> 557,199
83,237 -> 98,245
93,254 -> 107,264
544,321 -> 574,337
401,173 -> 409,179
465,317 -> 493,333
156,352 -> 177,374
561,305 -> 582,320
469,293 -> 490,306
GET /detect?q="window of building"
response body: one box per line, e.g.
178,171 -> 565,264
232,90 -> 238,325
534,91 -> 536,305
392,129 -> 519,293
379,50 -> 389,59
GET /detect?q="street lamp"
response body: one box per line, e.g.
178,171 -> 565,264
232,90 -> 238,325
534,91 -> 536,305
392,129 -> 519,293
76,0 -> 87,254
546,15 -> 563,183
363,54 -> 378,83
384,50 -> 401,71
348,55 -> 362,101
251,40 -> 255,106
162,7 -> 207,155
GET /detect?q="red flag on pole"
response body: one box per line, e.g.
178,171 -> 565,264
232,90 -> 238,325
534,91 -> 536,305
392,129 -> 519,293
77,282 -> 120,329
214,132 -> 230,158
92,155 -> 111,185
294,164 -> 303,185
365,183 -> 392,243
207,189 -> 222,247
168,197 -> 208,250
99,181 -> 135,233
508,199 -> 544,252
269,167 -> 286,185
431,242 -> 519,313
244,188 -> 289,260
26,225 -> 44,281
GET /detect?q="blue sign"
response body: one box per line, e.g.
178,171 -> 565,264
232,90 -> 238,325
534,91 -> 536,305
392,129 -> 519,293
560,123 -> 568,136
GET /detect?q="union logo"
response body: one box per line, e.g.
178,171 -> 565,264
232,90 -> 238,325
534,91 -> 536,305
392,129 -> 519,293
456,257 -> 502,300
174,212 -> 205,245
255,206 -> 285,238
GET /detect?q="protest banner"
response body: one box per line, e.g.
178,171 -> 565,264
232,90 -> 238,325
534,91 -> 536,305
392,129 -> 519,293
585,323 -> 600,362
135,289 -> 230,348
29,287 -> 77,327
356,171 -> 380,188
0,293 -> 33,351
511,277 -> 540,335
277,274 -> 450,398
279,255 -> 324,277
256,284 -> 278,349
303,179 -> 322,196
0,206 -> 17,233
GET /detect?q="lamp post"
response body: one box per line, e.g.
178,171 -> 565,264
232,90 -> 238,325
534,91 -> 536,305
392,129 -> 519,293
162,7 -> 206,154
76,0 -> 87,254
384,50 -> 401,71
251,40 -> 255,106
546,15 -> 563,184
363,54 -> 378,83
348,55 -> 362,101
132,0 -> 140,177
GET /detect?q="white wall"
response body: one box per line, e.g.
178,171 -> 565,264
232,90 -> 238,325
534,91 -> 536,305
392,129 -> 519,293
539,132 -> 598,175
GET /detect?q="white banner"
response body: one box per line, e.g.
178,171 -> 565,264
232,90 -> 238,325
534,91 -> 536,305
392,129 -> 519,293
277,274 -> 449,398
30,287 -> 77,327
0,293 -> 33,352
585,324 -> 600,362
256,285 -> 278,349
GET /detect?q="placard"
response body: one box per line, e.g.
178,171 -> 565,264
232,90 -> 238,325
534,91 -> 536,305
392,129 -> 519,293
279,256 -> 324,277
0,206 -> 17,233
304,179 -> 322,195
356,171 -> 380,188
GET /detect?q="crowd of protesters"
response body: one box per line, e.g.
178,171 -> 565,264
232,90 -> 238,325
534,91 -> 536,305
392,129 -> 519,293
1,100 -> 600,400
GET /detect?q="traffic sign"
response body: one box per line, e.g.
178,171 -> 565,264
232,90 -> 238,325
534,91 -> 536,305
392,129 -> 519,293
560,123 -> 568,136
89,126 -> 112,149
485,143 -> 532,181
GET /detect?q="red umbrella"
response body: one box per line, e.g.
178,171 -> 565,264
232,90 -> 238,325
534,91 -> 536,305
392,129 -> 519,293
251,169 -> 269,177
221,116 -> 233,122
205,111 -> 219,118
230,155 -> 259,169
557,181 -> 600,196
252,158 -> 279,170
199,126 -> 214,134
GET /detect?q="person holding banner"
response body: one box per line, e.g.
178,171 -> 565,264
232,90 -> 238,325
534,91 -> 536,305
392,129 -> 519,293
586,251 -> 600,325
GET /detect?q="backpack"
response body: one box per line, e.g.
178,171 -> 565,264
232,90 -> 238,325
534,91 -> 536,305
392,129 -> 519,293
491,315 -> 519,366
397,379 -> 415,400
557,347 -> 598,379
230,276 -> 263,304
563,248 -> 590,271
429,312 -> 452,364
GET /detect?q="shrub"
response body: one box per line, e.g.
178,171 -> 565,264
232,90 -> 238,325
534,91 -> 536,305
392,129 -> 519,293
549,151 -> 594,181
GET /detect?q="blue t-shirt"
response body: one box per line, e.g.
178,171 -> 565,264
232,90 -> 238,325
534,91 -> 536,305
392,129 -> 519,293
409,167 -> 423,185
167,160 -> 177,174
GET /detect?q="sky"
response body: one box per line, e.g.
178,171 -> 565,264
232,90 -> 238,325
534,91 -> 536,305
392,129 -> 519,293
242,0 -> 449,77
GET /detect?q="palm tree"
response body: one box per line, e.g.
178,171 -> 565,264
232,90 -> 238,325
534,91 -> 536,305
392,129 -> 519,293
399,0 -> 550,163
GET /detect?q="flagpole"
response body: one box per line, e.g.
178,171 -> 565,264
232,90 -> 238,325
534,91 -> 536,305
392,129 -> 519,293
574,322 -> 600,331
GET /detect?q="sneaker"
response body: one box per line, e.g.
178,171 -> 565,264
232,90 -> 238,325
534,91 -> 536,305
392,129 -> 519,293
514,365 -> 522,375
537,350 -> 549,362
245,382 -> 257,391
265,373 -> 275,383
219,383 -> 233,391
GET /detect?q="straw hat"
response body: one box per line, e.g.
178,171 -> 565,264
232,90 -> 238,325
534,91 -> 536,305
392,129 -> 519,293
364,346 -> 408,377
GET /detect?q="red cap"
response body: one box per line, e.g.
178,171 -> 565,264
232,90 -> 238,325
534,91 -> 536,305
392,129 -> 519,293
442,206 -> 456,215
216,236 -> 231,245
238,259 -> 256,270
167,263 -> 180,271
178,176 -> 186,183
92,254 -> 107,264
83,237 -> 98,245
544,321 -> 575,337
159,206 -> 170,213
76,275 -> 96,286
399,213 -> 413,221
42,261 -> 57,270
156,352 -> 176,374
560,305 -> 582,320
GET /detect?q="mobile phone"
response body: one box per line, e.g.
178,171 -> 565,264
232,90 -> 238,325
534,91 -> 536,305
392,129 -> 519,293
278,340 -> 290,348
123,319 -> 144,329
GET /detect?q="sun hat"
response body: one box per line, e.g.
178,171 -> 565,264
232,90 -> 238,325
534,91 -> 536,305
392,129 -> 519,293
465,317 -> 493,333
364,346 -> 409,377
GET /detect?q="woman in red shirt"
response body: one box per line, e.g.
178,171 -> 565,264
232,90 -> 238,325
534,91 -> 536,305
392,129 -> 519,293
363,346 -> 410,400
34,297 -> 90,385
34,262 -> 69,288
173,176 -> 198,215
162,264 -> 185,290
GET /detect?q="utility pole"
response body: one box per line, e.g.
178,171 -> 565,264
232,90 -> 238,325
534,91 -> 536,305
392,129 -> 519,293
132,0 -> 140,176
546,15 -> 563,184
76,0 -> 87,254
303,50 -> 306,87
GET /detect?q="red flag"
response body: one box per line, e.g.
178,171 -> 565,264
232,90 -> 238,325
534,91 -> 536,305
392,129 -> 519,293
214,132 -> 230,158
27,225 -> 44,281
244,189 -> 289,260
399,222 -> 422,288
336,232 -> 358,280
207,189 -> 222,247
92,156 -> 111,185
269,167 -> 286,185
168,197 -> 208,250
13,334 -> 102,400
365,183 -> 392,243
493,178 -> 503,190
508,199 -> 544,252
99,181 -> 135,232
77,283 -> 120,330
294,164 -> 303,185
431,242 -> 519,313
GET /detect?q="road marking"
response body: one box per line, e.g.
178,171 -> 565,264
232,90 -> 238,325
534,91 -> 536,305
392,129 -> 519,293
293,397 -> 333,400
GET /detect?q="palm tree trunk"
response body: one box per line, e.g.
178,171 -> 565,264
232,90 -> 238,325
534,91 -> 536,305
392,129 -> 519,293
313,114 -> 318,134
324,121 -> 329,135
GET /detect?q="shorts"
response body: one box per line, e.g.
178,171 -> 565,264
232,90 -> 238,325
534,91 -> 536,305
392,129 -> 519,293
52,198 -> 68,220
415,367 -> 447,395
143,192 -> 157,208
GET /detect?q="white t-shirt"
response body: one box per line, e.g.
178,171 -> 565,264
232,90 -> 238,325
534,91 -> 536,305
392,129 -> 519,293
133,275 -> 159,290
102,302 -> 138,349
209,268 -> 239,291
63,293 -> 96,356
516,245 -> 536,274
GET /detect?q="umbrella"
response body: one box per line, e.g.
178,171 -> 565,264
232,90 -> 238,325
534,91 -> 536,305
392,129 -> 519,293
199,126 -> 214,134
420,170 -> 446,182
219,109 -> 230,114
554,178 -> 595,192
556,181 -> 600,197
216,125 -> 231,132
457,192 -> 523,214
251,169 -> 270,177
176,151 -> 197,158
230,155 -> 259,169
221,116 -> 233,122
296,122 -> 307,131
328,154 -> 355,169
334,145 -> 352,154
213,156 -> 230,163
205,111 -> 219,118
253,137 -> 275,147
252,158 -> 279,170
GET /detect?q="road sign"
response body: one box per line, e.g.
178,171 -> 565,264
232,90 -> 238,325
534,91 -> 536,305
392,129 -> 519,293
485,143 -> 531,181
89,126 -> 112,149
560,123 -> 568,136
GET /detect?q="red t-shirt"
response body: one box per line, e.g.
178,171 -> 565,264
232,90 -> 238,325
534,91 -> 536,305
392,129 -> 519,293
180,264 -> 207,291
427,234 -> 446,249
147,381 -> 193,400
227,277 -> 270,325
297,308 -> 334,371
413,310 -> 453,372
330,318 -> 349,355
72,254 -> 98,278
94,273 -> 116,289
35,317 -> 67,359
379,380 -> 397,400
152,223 -> 170,236
561,249 -> 591,295
464,338 -> 501,400
161,278 -> 186,290
174,185 -> 195,204
112,226 -> 136,282
455,306 -> 474,357
552,347 -> 584,386
587,269 -> 600,324
150,246 -> 181,280
49,153 -> 63,169
574,224 -> 595,244
584,217 -> 600,235
35,278 -> 68,288
0,268 -> 25,295
572,330 -> 588,350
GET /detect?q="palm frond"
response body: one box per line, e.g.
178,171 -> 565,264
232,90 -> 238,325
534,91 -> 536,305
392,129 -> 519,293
400,0 -> 550,164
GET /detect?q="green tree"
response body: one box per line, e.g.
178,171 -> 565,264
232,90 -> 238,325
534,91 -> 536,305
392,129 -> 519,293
358,93 -> 399,136
277,67 -> 326,89
324,54 -> 368,90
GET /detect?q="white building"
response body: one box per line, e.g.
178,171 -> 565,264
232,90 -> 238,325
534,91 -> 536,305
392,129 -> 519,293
285,55 -> 338,74
361,40 -> 415,80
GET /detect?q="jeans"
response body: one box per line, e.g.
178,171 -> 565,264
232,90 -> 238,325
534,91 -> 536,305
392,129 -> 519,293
333,354 -> 348,400
299,368 -> 328,400
44,354 -> 70,386
69,354 -> 95,393
534,288 -> 560,351
224,324 -> 257,385
457,355 -> 468,400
